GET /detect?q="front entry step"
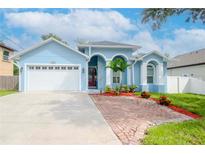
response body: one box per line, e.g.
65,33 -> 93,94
88,89 -> 102,94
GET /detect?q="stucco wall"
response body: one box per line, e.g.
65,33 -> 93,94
97,56 -> 106,90
90,47 -> 133,60
168,64 -> 205,81
134,53 -> 167,93
0,47 -> 14,76
19,41 -> 88,91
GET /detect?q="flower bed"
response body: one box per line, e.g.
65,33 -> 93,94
102,92 -> 135,96
93,91 -> 202,119
149,98 -> 201,119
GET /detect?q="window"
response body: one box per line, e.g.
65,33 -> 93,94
74,66 -> 79,70
29,66 -> 34,70
147,65 -> 154,84
61,66 -> 66,70
49,66 -> 53,70
35,66 -> 41,70
42,66 -> 47,70
113,71 -> 121,83
3,51 -> 9,61
55,66 -> 60,70
67,66 -> 72,70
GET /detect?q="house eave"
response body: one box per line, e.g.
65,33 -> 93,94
77,44 -> 140,50
10,38 -> 90,60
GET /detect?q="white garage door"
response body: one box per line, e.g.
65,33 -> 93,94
27,65 -> 80,91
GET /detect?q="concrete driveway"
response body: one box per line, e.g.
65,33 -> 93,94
0,92 -> 120,144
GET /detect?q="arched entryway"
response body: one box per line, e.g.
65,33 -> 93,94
88,55 -> 106,90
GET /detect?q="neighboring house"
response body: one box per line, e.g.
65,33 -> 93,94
10,38 -> 168,92
0,42 -> 15,76
168,48 -> 205,80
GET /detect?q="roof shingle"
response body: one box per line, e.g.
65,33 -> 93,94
168,48 -> 205,68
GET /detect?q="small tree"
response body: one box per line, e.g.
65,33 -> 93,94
41,33 -> 68,45
106,58 -> 130,85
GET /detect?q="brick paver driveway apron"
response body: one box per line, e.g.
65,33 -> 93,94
0,92 -> 120,144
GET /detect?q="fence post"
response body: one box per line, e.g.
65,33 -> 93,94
0,76 -> 19,90
177,77 -> 180,93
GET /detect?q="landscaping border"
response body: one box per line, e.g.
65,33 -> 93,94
95,92 -> 202,119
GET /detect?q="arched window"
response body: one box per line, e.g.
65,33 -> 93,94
147,64 -> 155,84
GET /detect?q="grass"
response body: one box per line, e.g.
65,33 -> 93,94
135,92 -> 205,144
0,90 -> 16,97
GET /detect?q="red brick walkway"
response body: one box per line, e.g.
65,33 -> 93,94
90,95 -> 191,144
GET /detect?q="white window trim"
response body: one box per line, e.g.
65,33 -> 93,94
147,63 -> 156,84
112,70 -> 122,84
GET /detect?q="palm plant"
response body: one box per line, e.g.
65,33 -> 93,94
106,58 -> 130,84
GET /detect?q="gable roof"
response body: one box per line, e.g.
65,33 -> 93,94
10,38 -> 89,60
168,48 -> 205,69
0,42 -> 15,51
78,40 -> 140,50
134,50 -> 169,61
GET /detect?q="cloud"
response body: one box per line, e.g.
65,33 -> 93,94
131,31 -> 161,52
4,9 -> 205,57
160,28 -> 205,56
5,9 -> 136,46
131,28 -> 205,57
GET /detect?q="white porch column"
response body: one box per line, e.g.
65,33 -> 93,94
156,62 -> 164,84
106,60 -> 112,86
140,62 -> 147,85
127,61 -> 132,85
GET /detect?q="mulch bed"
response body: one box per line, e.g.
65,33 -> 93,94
101,92 -> 135,96
94,92 -> 202,119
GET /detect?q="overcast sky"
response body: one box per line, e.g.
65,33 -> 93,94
1,8 -> 205,57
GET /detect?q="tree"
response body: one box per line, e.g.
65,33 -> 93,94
13,63 -> 19,75
41,33 -> 68,44
106,58 -> 130,84
141,9 -> 205,30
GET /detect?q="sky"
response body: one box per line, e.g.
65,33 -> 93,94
0,8 -> 205,57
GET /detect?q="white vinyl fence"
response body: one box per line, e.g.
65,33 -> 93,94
167,76 -> 205,95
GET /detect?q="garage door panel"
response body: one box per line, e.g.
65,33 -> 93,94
27,65 -> 80,91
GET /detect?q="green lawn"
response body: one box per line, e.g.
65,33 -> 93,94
135,92 -> 205,144
0,90 -> 16,97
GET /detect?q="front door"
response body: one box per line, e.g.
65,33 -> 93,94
88,67 -> 97,89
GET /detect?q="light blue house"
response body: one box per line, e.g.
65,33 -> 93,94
11,38 -> 168,93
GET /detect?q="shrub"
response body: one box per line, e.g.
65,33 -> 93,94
114,86 -> 121,95
105,85 -> 112,93
141,91 -> 151,99
120,85 -> 126,92
159,95 -> 171,106
129,85 -> 137,92
124,85 -> 130,93
121,85 -> 130,93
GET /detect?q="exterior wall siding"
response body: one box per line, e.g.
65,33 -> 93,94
168,64 -> 205,81
0,47 -> 14,76
134,53 -> 167,93
17,40 -> 167,93
97,56 -> 106,90
19,41 -> 88,91
90,47 -> 133,60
